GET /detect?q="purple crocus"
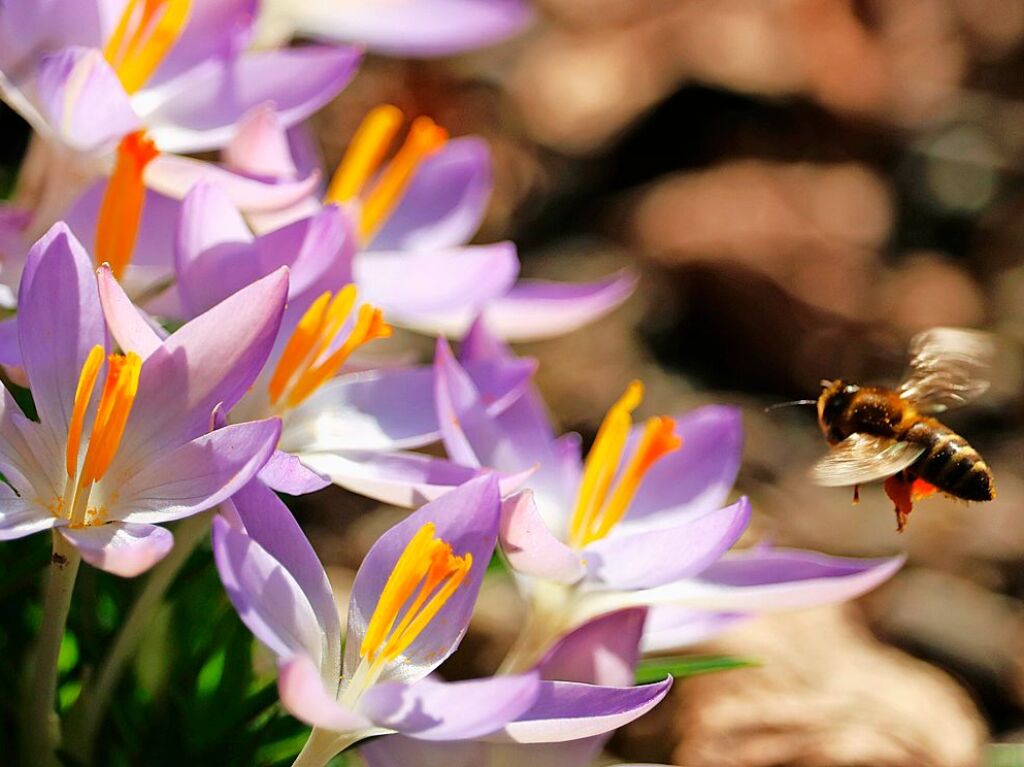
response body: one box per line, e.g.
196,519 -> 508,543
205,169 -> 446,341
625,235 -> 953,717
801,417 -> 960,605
0,222 -> 285,576
224,103 -> 637,342
255,0 -> 533,57
362,608 -> 668,767
0,0 -> 358,233
433,322 -> 904,667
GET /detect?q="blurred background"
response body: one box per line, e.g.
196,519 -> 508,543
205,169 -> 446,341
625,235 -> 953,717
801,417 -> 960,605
299,1 -> 1024,764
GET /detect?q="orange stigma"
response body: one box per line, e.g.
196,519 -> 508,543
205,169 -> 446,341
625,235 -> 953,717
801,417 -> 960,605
267,286 -> 392,411
104,0 -> 192,94
568,381 -> 682,548
359,522 -> 472,667
95,132 -> 159,280
324,105 -> 449,243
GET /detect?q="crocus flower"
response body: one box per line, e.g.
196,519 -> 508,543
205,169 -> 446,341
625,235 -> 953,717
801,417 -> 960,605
433,322 -> 904,666
213,476 -> 539,766
362,608 -> 668,767
223,103 -> 637,342
255,0 -> 533,57
110,179 -> 537,505
0,222 -> 285,576
0,0 -> 359,234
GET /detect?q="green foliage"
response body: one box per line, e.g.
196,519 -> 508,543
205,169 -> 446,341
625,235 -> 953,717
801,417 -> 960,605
987,745 -> 1024,767
633,654 -> 758,684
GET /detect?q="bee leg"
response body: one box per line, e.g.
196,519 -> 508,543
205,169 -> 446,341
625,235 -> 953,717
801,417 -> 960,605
852,485 -> 860,505
883,474 -> 914,533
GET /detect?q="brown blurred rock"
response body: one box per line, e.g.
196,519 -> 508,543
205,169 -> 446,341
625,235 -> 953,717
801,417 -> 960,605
878,252 -> 986,334
669,606 -> 987,767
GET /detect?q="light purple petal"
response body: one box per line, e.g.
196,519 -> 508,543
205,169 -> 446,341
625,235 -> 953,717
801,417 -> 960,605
632,549 -> 906,613
355,242 -> 519,319
344,475 -> 501,682
148,0 -> 257,86
499,491 -> 583,584
480,271 -> 637,342
145,153 -> 321,212
18,223 -> 105,461
116,268 -> 287,463
370,137 -> 491,251
491,678 -> 672,744
223,478 -> 341,669
0,2 -> 103,74
297,450 -> 491,509
212,516 -> 324,661
622,406 -> 743,529
96,265 -> 163,359
61,521 -> 173,577
290,0 -> 532,57
640,607 -> 749,653
536,608 -> 646,687
584,499 -> 751,590
114,418 -> 281,525
143,46 -> 362,154
278,654 -> 371,733
361,674 -> 539,741
36,46 -> 139,152
224,102 -> 298,178
0,496 -> 61,541
259,450 -> 331,495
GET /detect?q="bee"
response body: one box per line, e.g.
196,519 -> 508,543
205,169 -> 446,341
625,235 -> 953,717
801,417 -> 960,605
809,327 -> 995,532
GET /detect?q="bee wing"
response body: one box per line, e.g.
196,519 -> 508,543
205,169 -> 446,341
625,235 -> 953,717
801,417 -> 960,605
898,327 -> 993,413
811,434 -> 925,487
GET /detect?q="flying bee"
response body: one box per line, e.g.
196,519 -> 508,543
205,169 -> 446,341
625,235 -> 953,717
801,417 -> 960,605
808,327 -> 996,532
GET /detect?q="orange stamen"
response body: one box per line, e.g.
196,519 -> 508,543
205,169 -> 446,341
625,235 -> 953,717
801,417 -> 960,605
104,0 -> 192,94
267,286 -> 392,410
66,345 -> 106,479
360,522 -> 472,666
79,352 -> 142,485
95,132 -> 159,280
568,382 -> 682,548
325,105 -> 404,205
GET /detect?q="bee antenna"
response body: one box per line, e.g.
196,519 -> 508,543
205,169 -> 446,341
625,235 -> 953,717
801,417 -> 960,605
764,399 -> 817,413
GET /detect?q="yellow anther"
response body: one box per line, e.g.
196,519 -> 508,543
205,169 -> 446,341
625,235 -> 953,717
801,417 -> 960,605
66,345 -> 106,479
79,352 -> 142,485
104,0 -> 192,94
325,104 -> 404,205
360,522 -> 472,666
267,286 -> 392,411
568,382 -> 682,548
96,132 -> 159,279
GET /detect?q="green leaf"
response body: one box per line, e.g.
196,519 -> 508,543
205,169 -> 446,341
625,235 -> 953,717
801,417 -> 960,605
985,744 -> 1024,767
634,655 -> 758,684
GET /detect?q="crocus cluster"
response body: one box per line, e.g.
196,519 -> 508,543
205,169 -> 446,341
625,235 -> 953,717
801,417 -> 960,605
0,3 -> 903,766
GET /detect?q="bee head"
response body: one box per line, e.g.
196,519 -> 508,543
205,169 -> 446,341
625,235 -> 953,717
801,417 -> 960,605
817,379 -> 860,443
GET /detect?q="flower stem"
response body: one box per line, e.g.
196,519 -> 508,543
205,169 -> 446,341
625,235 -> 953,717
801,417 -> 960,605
21,531 -> 81,767
63,512 -> 212,763
498,582 -> 572,674
291,728 -> 356,767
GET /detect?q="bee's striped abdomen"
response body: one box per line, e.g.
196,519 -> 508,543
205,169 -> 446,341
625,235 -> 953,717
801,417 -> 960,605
904,419 -> 995,501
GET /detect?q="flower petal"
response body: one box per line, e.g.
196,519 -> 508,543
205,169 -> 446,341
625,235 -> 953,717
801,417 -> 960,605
584,498 -> 751,590
114,418 -> 281,525
143,46 -> 362,154
0,496 -> 62,540
148,0 -> 258,86
61,521 -> 173,577
535,608 -> 646,687
96,265 -> 164,360
259,450 -> 331,495
499,491 -> 584,584
224,102 -> 299,178
222,479 -> 341,671
640,607 -> 749,653
283,0 -> 532,57
361,674 -> 539,741
278,653 -> 373,733
490,678 -> 672,744
36,47 -> 139,152
344,475 -> 501,682
480,271 -> 637,342
212,516 -> 324,661
621,406 -> 743,529
370,137 -> 491,251
18,223 -> 105,461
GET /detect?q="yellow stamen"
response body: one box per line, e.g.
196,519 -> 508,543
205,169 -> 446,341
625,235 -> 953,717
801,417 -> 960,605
267,286 -> 392,410
568,381 -> 682,548
95,132 -> 159,280
325,104 -> 404,205
79,352 -> 142,485
66,345 -> 106,479
104,0 -> 192,94
360,522 -> 472,666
